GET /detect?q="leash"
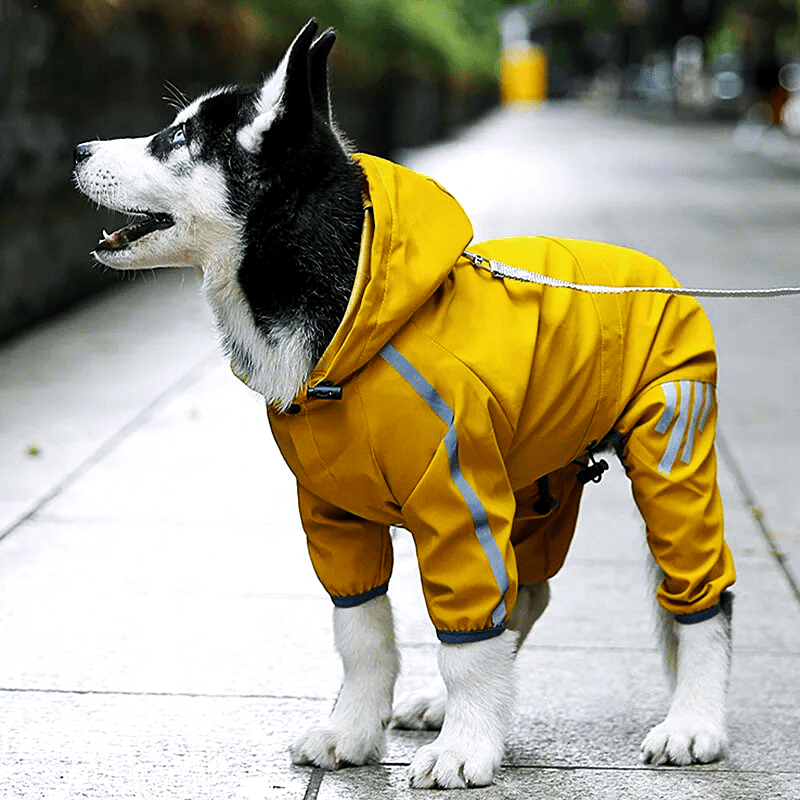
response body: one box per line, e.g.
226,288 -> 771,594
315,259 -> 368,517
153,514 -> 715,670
463,249 -> 799,495
463,251 -> 800,298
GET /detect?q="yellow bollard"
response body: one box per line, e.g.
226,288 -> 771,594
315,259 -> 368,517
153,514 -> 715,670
500,43 -> 547,106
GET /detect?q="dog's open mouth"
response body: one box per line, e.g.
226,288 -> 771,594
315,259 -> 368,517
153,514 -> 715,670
94,211 -> 175,252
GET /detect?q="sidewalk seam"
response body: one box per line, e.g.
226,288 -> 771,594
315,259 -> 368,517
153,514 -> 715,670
301,769 -> 324,800
717,429 -> 800,606
0,349 -> 219,545
0,686 -> 332,701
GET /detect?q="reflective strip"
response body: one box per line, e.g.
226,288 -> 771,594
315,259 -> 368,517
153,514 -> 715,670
380,344 -> 452,426
658,380 -> 692,476
681,382 -> 704,465
655,382 -> 678,434
698,383 -> 714,432
379,343 -> 509,628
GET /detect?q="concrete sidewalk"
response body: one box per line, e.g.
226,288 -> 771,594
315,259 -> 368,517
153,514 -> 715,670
1,105 -> 798,799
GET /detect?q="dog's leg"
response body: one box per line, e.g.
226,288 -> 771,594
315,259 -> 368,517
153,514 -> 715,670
641,593 -> 733,765
507,580 -> 551,651
392,582 -> 549,731
647,555 -> 679,684
290,594 -> 399,769
408,629 -> 517,788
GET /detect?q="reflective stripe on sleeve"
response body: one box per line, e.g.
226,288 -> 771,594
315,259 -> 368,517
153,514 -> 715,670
379,343 -> 509,628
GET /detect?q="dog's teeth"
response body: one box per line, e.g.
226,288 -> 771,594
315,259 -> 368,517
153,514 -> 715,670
102,229 -> 110,239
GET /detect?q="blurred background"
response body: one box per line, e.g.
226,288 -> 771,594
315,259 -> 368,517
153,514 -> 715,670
2,0 -> 800,341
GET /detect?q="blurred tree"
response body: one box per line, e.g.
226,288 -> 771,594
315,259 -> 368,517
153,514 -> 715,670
553,0 -> 620,33
241,0 -> 510,79
558,0 -> 727,65
711,0 -> 799,121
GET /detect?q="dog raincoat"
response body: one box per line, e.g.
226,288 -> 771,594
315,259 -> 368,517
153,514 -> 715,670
266,154 -> 735,643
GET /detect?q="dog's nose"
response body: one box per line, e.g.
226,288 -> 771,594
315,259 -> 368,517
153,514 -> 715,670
73,143 -> 93,165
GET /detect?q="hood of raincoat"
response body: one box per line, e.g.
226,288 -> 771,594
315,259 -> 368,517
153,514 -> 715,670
302,153 -> 474,395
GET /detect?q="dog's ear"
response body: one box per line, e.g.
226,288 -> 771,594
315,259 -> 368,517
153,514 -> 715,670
309,28 -> 336,124
238,18 -> 319,152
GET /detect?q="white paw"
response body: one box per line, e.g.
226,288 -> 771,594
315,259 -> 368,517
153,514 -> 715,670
392,690 -> 446,731
408,736 -> 502,788
640,715 -> 728,766
290,722 -> 385,770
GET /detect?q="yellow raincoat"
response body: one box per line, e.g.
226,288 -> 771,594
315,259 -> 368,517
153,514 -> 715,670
267,154 -> 735,643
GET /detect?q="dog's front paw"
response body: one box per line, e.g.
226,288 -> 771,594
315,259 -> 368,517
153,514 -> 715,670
640,715 -> 728,766
408,736 -> 502,789
392,689 -> 446,731
290,722 -> 386,770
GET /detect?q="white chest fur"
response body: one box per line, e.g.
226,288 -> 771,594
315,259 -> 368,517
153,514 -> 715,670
201,260 -> 312,409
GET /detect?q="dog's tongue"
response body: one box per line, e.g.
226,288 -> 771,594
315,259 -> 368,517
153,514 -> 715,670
98,228 -> 130,250
94,213 -> 174,252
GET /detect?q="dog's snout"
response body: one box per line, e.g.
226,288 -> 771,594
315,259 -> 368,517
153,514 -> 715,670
73,142 -> 94,166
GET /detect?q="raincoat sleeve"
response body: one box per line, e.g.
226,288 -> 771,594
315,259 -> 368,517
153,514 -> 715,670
297,483 -> 394,607
398,420 -> 519,644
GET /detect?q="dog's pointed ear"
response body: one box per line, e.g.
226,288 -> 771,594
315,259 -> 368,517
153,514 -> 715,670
238,19 -> 318,152
309,28 -> 336,124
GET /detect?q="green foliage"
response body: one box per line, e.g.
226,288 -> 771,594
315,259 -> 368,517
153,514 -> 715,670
241,0 -> 504,78
707,22 -> 745,60
551,0 -> 619,33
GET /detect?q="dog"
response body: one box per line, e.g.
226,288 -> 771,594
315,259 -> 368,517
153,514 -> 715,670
74,19 -> 735,789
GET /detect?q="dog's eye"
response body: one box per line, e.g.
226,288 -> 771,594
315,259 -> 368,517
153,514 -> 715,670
170,125 -> 186,146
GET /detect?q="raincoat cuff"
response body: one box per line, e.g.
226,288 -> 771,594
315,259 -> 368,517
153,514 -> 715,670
674,603 -> 721,624
330,582 -> 389,608
436,624 -> 506,644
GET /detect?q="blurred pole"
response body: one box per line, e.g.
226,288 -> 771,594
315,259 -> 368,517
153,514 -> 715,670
500,9 -> 547,106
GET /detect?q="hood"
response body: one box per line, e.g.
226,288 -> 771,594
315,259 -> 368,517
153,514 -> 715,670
305,153 -> 474,392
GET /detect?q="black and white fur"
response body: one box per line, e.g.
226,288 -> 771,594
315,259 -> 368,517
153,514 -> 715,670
73,20 -> 733,789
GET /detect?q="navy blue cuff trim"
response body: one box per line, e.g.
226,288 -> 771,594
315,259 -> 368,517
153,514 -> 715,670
674,603 -> 721,625
437,625 -> 506,644
330,582 -> 389,608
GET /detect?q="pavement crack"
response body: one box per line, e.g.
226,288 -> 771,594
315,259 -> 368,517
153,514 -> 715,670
0,349 -> 219,545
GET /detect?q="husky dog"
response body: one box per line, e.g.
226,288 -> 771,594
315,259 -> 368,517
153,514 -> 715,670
74,20 -> 734,789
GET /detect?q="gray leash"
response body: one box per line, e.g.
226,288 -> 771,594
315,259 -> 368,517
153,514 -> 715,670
463,251 -> 800,298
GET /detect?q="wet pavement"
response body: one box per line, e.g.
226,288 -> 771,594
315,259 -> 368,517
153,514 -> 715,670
1,104 -> 799,799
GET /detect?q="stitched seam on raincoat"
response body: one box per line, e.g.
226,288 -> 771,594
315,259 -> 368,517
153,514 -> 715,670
302,409 -> 337,486
354,372 -> 401,508
312,205 -> 374,383
544,238 -> 606,459
597,248 -> 625,420
378,343 -> 510,628
355,160 -> 394,376
406,319 -> 515,432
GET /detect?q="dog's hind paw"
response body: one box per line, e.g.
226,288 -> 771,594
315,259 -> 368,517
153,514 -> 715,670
290,723 -> 385,770
640,715 -> 728,766
392,690 -> 446,731
409,737 -> 500,789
